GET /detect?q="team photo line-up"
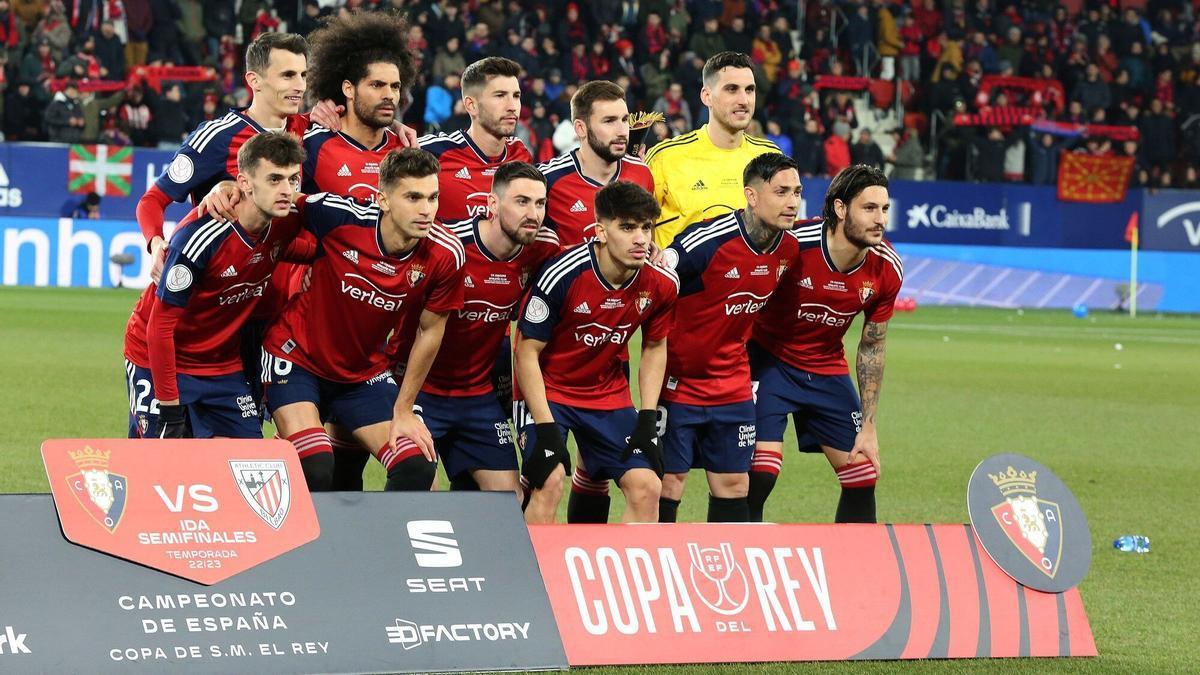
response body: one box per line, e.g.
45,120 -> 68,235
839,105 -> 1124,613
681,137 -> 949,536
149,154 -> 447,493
122,12 -> 903,526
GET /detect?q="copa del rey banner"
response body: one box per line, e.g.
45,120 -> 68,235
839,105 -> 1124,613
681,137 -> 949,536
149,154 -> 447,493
42,439 -> 319,585
530,523 -> 1095,665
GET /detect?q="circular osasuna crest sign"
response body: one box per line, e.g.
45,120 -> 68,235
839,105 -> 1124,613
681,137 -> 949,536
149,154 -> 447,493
968,453 -> 1091,593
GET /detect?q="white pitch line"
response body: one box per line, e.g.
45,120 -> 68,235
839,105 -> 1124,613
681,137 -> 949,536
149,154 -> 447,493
1036,275 -> 1073,309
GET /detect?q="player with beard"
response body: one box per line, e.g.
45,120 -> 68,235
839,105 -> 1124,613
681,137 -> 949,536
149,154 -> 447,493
417,57 -> 533,223
539,80 -> 654,247
298,10 -> 419,490
514,181 -> 678,525
538,80 -> 655,522
387,162 -> 560,494
645,51 -> 780,248
747,165 -> 903,523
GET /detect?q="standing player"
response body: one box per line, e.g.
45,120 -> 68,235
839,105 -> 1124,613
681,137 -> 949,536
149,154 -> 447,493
748,164 -> 903,523
514,181 -> 678,524
540,80 -> 655,247
261,149 -> 465,492
418,57 -> 532,223
391,162 -> 559,493
538,79 -> 655,521
123,132 -> 307,438
302,11 -> 416,202
645,51 -> 780,248
137,32 -> 311,279
300,10 -> 419,490
657,153 -> 803,523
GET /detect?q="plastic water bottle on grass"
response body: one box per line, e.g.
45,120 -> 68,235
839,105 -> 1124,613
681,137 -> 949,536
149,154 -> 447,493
1112,535 -> 1150,553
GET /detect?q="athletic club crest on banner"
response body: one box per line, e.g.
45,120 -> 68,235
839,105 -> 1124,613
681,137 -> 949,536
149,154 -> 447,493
987,466 -> 1062,579
230,460 -> 292,530
66,446 -> 127,532
967,453 -> 1090,593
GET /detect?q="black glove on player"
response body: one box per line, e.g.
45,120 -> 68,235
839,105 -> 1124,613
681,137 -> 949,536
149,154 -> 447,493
521,422 -> 571,489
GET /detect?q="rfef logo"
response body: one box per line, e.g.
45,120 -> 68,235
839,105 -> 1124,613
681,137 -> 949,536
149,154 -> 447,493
967,453 -> 1091,593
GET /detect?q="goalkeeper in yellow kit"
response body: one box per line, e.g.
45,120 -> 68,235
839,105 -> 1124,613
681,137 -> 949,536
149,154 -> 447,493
646,51 -> 781,248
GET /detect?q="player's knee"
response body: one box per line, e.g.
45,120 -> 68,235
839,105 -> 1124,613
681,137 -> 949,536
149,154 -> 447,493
709,473 -> 749,499
621,471 -> 662,510
835,460 -> 878,489
532,464 -> 567,500
449,472 -> 481,491
385,455 -> 437,491
659,472 -> 687,501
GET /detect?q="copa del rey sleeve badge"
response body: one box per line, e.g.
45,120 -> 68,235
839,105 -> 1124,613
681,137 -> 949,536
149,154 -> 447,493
42,439 -> 320,585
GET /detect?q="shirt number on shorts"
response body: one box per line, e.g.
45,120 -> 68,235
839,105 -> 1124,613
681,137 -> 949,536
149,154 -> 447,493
132,379 -> 160,415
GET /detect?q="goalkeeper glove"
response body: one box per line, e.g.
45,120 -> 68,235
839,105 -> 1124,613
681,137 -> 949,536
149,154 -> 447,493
158,404 -> 191,439
623,409 -> 663,477
521,422 -> 571,489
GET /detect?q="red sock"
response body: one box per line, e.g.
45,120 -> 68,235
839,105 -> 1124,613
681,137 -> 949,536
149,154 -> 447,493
836,461 -> 878,488
571,466 -> 610,496
750,447 -> 783,476
377,438 -> 423,472
287,428 -> 331,459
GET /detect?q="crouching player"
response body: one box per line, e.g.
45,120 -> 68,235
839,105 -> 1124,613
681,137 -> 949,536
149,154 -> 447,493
514,181 -> 678,524
388,161 -> 560,493
748,164 -> 903,523
261,148 -> 465,491
123,131 -> 309,438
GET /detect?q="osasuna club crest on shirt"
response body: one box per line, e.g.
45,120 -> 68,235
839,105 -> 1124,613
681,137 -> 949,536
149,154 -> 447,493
230,460 -> 292,530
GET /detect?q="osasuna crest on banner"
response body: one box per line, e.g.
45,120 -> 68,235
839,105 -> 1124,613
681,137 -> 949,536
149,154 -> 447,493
988,466 -> 1062,578
967,453 -> 1091,593
65,446 -> 127,532
230,460 -> 292,529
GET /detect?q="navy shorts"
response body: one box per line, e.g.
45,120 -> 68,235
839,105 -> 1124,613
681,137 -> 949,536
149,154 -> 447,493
514,401 -> 650,483
749,343 -> 862,453
416,391 -> 516,478
261,351 -> 398,431
125,359 -> 261,439
661,400 -> 756,474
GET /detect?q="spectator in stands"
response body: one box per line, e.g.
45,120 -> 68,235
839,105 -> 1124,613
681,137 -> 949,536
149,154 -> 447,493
720,16 -> 749,54
752,23 -> 782,83
971,127 -> 1007,182
57,36 -> 103,79
688,18 -> 726,62
124,0 -> 152,68
19,39 -> 54,102
931,33 -> 963,82
652,81 -> 691,131
93,20 -> 126,81
1113,8 -> 1147,57
765,118 -> 791,157
119,84 -> 152,146
150,83 -> 186,148
851,128 -> 885,169
875,0 -> 902,81
424,72 -> 456,130
1139,98 -> 1175,173
1121,41 -> 1150,93
1093,34 -> 1117,80
928,64 -> 963,115
432,37 -> 466,81
640,48 -> 672,104
898,13 -> 923,82
641,11 -> 668,57
68,192 -> 102,219
43,79 -> 84,142
34,1 -> 71,62
79,86 -> 125,143
0,0 -> 17,54
1027,133 -> 1064,186
824,120 -> 852,175
965,31 -> 999,74
791,116 -> 824,177
997,27 -> 1023,75
3,80 -> 42,140
889,127 -> 924,180
1072,63 -> 1111,114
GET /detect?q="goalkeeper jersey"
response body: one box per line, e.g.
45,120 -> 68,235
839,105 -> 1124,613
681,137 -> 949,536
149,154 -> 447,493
645,124 -> 780,247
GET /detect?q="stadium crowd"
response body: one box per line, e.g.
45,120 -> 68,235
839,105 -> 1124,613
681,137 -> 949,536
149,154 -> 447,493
1,0 -> 1198,187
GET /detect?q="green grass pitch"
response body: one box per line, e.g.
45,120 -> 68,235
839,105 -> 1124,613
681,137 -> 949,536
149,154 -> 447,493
1,286 -> 1198,673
